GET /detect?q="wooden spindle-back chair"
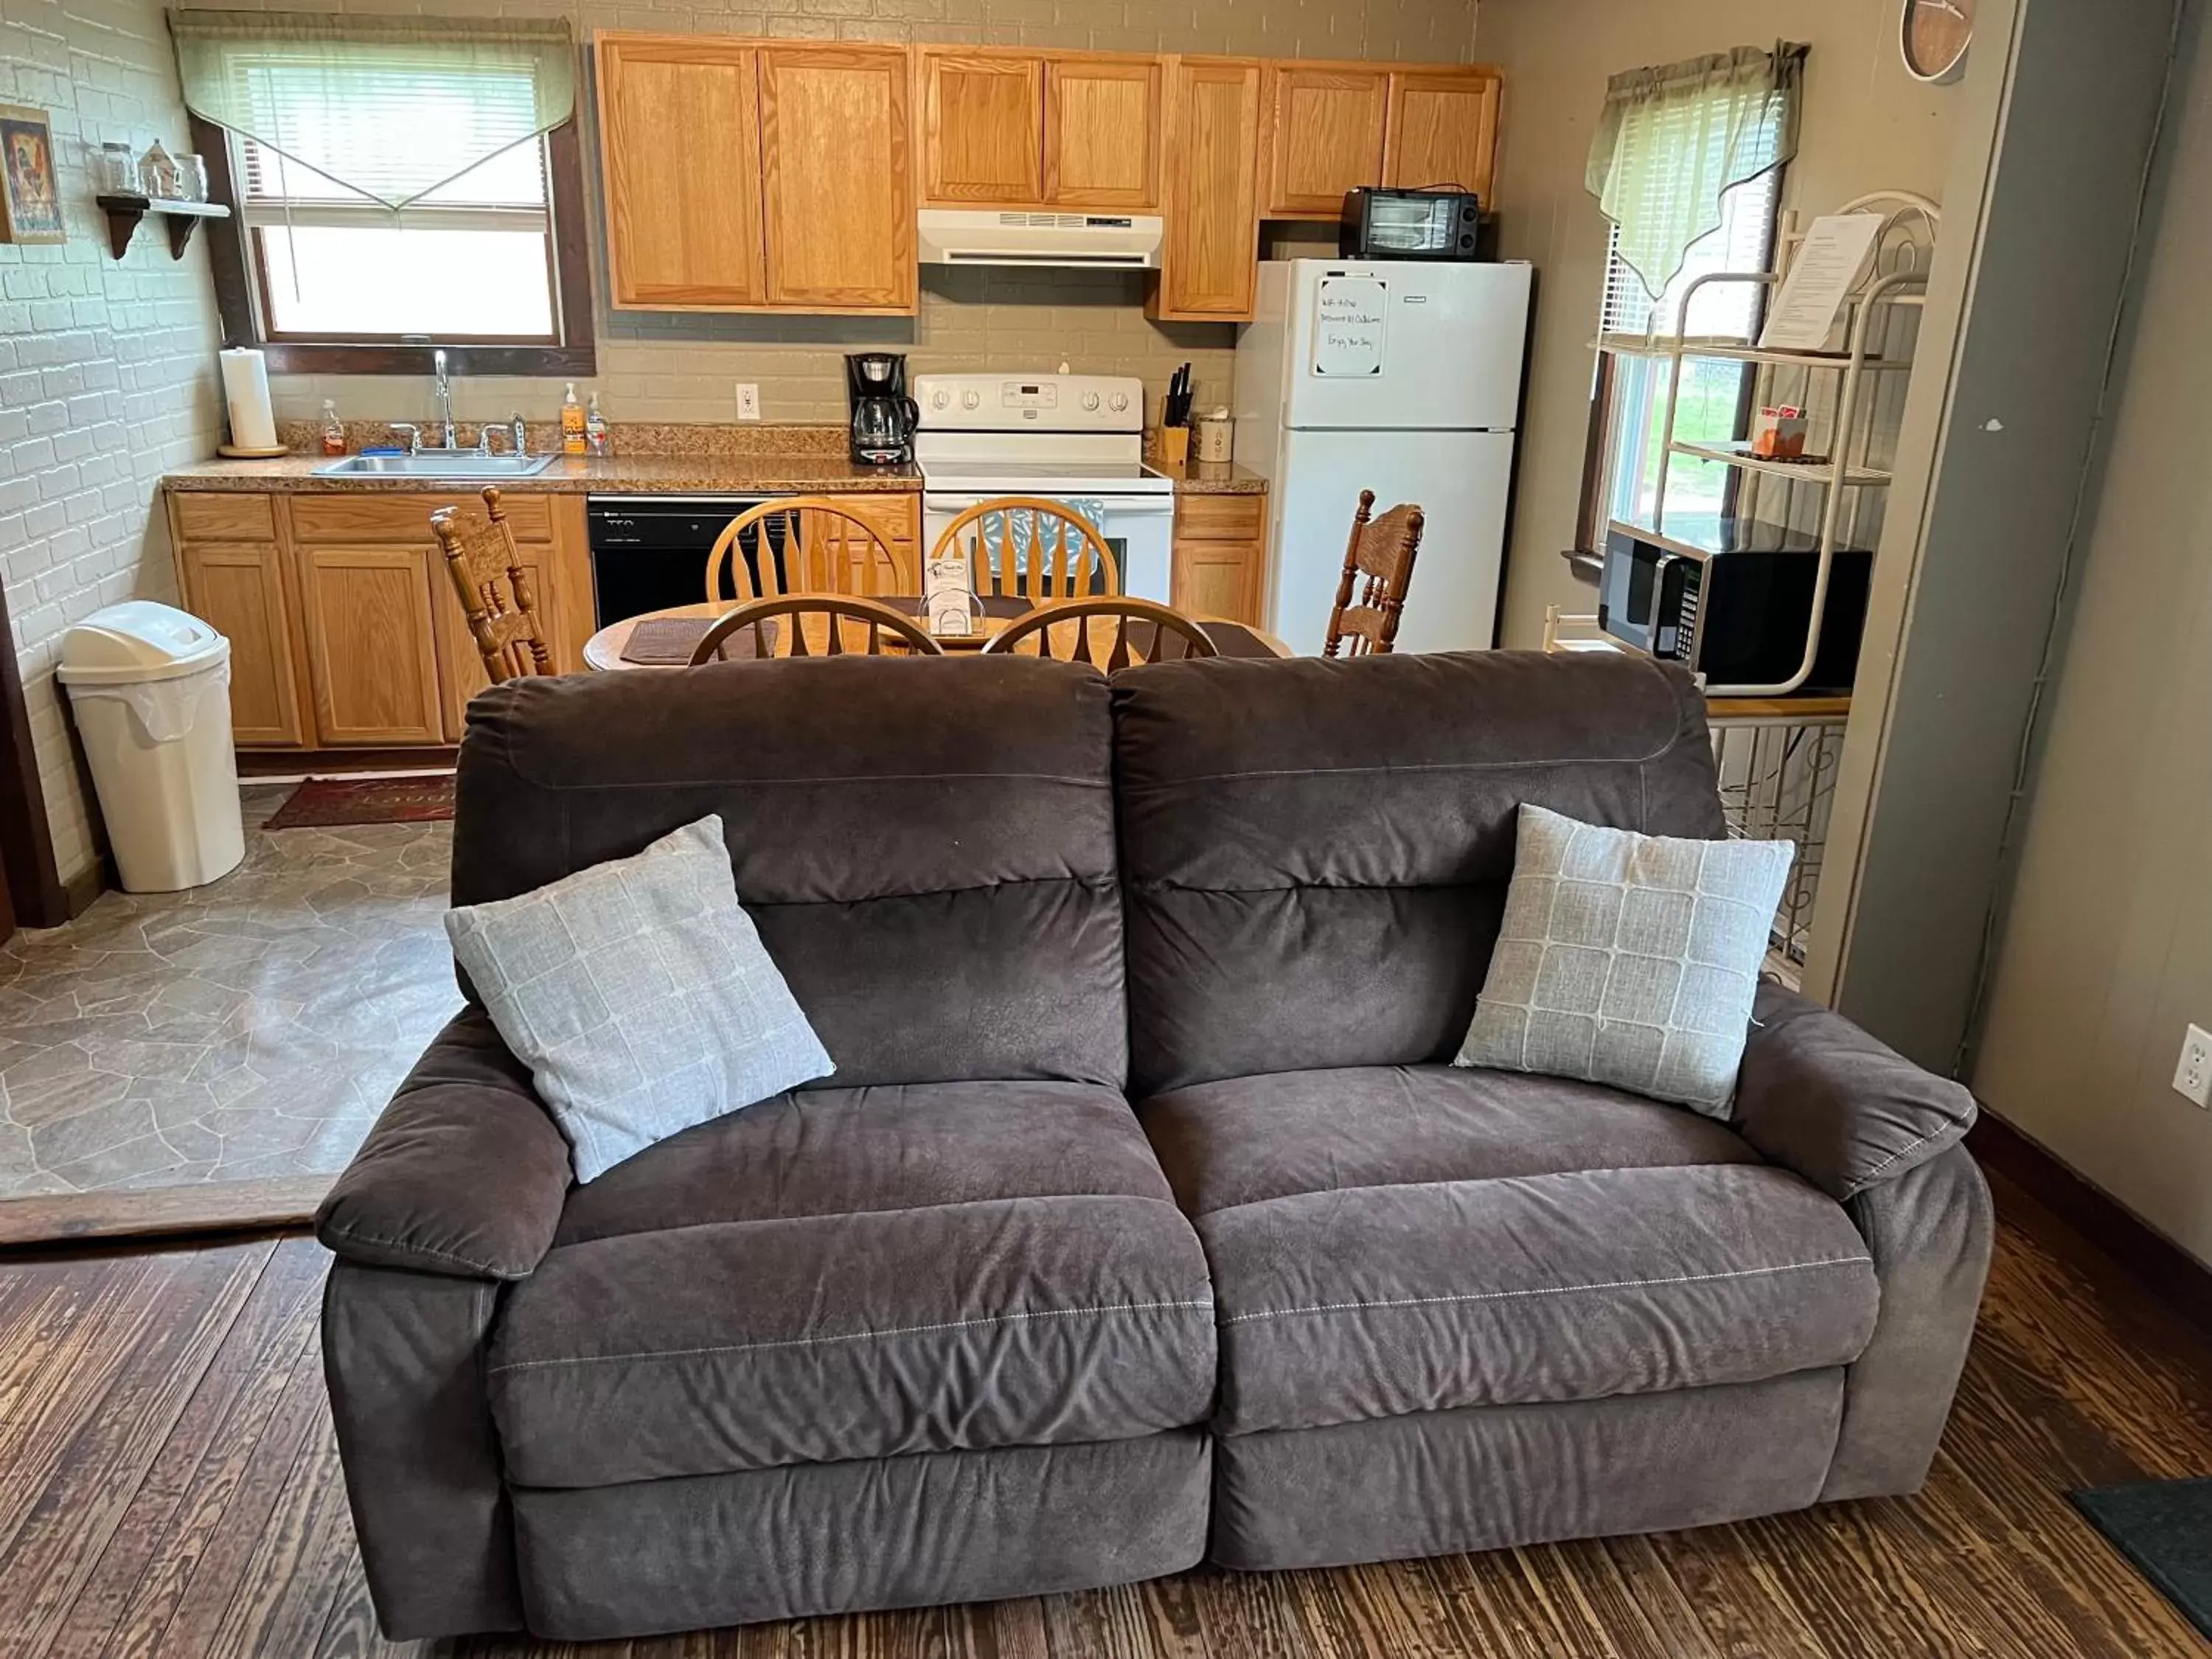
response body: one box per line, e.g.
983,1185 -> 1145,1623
428,486 -> 555,682
686,594 -> 946,664
1323,489 -> 1426,658
981,596 -> 1218,672
703,498 -> 908,605
927,498 -> 1119,602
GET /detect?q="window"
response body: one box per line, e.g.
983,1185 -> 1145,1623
242,136 -> 559,344
1590,167 -> 1782,535
177,13 -> 593,375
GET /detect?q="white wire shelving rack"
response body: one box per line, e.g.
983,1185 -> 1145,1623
1601,190 -> 1941,698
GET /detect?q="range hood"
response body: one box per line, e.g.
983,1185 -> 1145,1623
917,209 -> 1164,270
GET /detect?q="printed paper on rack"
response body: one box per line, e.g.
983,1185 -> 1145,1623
1758,214 -> 1885,353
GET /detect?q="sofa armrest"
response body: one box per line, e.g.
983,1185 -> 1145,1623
316,1006 -> 573,1279
1733,982 -> 1977,1203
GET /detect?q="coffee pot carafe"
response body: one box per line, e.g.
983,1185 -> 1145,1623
846,352 -> 919,466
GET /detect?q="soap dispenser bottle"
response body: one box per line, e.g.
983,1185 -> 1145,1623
560,383 -> 586,455
318,399 -> 346,457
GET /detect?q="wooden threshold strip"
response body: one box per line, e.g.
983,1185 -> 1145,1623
0,1176 -> 333,1249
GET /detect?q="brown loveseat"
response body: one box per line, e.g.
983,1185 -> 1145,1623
316,650 -> 1989,1643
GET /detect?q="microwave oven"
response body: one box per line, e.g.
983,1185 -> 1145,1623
1598,516 -> 1874,692
1338,187 -> 1484,260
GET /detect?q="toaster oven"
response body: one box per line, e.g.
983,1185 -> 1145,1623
1338,187 -> 1484,260
1598,516 -> 1874,693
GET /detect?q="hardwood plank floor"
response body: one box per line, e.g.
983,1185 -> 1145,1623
1,1174 -> 2208,1659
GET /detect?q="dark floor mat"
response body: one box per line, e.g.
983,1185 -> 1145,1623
2070,1477 -> 2212,1640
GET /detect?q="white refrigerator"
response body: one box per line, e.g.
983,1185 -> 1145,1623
1233,259 -> 1533,655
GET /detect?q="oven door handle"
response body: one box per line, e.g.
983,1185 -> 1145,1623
925,495 -> 1178,518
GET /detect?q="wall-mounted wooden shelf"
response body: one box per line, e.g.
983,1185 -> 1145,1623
94,194 -> 231,261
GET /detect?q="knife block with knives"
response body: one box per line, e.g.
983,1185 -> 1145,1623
1158,362 -> 1194,463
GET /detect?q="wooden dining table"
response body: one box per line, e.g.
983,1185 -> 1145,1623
583,596 -> 1293,671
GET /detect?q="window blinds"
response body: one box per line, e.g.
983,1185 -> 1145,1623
169,10 -> 574,211
1599,166 -> 1779,342
1585,43 -> 1804,302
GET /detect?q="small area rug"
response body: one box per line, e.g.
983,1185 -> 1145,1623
2070,1477 -> 2212,1639
265,774 -> 456,830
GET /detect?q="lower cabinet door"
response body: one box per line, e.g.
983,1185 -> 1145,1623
296,545 -> 448,746
176,541 -> 307,747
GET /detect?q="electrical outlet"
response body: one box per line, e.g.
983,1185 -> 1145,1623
2174,1025 -> 2212,1108
735,383 -> 761,422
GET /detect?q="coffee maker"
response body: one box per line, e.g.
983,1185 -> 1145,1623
846,352 -> 919,466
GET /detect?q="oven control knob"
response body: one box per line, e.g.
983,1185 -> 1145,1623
961,390 -> 981,410
1108,392 -> 1129,412
929,389 -> 949,410
1081,391 -> 1100,411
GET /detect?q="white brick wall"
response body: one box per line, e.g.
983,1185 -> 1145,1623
234,0 -> 1481,428
0,0 -> 223,887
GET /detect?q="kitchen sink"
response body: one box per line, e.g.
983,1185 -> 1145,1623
313,453 -> 557,479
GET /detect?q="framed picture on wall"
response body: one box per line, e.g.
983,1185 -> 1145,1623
0,105 -> 66,245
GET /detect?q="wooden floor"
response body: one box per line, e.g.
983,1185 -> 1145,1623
1,1175 -> 2209,1659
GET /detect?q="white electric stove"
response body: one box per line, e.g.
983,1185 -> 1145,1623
914,372 -> 1175,601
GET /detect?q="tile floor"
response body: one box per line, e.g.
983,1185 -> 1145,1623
0,784 -> 458,1198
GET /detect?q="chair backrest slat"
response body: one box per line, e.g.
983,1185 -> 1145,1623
689,594 -> 947,665
982,596 -> 1219,670
927,498 -> 1119,602
705,498 -> 908,606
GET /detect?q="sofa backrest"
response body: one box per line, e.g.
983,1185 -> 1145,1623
1112,650 -> 1727,1096
451,655 -> 1126,1090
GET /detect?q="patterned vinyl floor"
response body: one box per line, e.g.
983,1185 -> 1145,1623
0,785 -> 457,1197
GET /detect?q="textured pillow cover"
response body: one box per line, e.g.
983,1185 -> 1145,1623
1454,803 -> 1794,1116
444,815 -> 834,1182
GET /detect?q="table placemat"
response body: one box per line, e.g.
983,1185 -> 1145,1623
620,617 -> 773,665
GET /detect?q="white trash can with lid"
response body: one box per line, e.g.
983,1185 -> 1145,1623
58,601 -> 246,892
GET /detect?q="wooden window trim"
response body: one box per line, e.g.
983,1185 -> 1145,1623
196,114 -> 597,378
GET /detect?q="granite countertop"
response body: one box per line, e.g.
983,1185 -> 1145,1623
162,453 -> 924,495
1144,454 -> 1269,495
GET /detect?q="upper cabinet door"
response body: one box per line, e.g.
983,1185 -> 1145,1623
1262,65 -> 1390,219
1155,58 -> 1263,321
597,34 -> 767,309
920,50 -> 1043,205
759,45 -> 917,313
1383,67 -> 1503,204
1044,56 -> 1161,209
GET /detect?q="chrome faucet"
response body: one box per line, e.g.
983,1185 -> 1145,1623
432,347 -> 457,450
388,422 -> 422,455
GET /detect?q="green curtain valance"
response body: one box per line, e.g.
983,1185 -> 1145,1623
1585,43 -> 1805,301
168,10 -> 575,210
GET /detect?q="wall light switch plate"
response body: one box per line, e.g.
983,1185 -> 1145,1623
2174,1024 -> 2212,1108
735,383 -> 761,422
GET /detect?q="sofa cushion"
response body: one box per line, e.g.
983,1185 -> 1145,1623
487,1082 -> 1215,1489
1140,1065 -> 1879,1435
1112,651 -> 1726,1096
453,655 -> 1126,1091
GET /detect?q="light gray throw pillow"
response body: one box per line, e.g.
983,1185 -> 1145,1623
1454,803 -> 1794,1116
445,815 -> 833,1182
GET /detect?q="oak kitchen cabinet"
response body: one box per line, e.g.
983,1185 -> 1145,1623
1152,58 -> 1264,322
918,48 -> 1160,210
1382,66 -> 1503,203
597,35 -> 766,308
1261,61 -> 1503,221
597,35 -> 915,315
1171,492 -> 1267,626
165,489 -> 926,753
1259,64 -> 1391,220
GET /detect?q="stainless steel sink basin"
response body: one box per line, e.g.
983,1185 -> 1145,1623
313,453 -> 557,479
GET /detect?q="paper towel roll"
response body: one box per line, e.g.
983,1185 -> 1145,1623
219,348 -> 278,451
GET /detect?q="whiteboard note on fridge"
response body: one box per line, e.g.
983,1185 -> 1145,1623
1314,276 -> 1388,375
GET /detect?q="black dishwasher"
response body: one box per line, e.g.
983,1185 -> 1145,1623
584,495 -> 790,626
